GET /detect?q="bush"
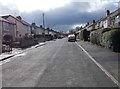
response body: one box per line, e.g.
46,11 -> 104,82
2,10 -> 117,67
90,27 -> 120,52
101,30 -> 113,48
111,29 -> 120,52
91,29 -> 97,32
90,28 -> 112,46
90,30 -> 101,45
101,28 -> 112,33
101,29 -> 120,52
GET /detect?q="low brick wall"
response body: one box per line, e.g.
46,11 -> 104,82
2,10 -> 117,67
20,38 -> 38,48
13,38 -> 38,48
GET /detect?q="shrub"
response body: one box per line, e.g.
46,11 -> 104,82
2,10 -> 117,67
101,29 -> 120,52
90,28 -> 112,46
91,29 -> 97,31
101,30 -> 113,48
111,29 -> 120,52
90,30 -> 101,45
101,28 -> 112,33
90,31 -> 96,44
90,27 -> 120,52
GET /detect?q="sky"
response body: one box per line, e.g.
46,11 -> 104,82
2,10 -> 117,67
0,0 -> 119,32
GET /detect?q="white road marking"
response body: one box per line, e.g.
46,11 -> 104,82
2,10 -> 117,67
75,42 -> 120,87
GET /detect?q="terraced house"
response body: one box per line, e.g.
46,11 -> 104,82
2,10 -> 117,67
95,9 -> 120,29
76,8 -> 120,52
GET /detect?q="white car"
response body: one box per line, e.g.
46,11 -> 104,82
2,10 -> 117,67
68,34 -> 76,42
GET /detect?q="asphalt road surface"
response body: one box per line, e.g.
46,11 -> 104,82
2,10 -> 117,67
2,38 -> 118,87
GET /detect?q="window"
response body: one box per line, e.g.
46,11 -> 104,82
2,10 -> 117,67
115,16 -> 120,23
3,22 -> 9,31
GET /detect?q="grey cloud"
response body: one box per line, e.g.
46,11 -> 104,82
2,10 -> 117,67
0,2 -> 117,32
0,2 -> 19,15
21,2 -> 117,32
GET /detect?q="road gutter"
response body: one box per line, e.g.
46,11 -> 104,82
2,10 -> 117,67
75,42 -> 120,87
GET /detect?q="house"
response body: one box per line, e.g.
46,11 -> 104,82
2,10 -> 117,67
31,23 -> 44,35
85,9 -> 120,32
2,15 -> 31,40
35,25 -> 44,35
0,16 -> 16,53
110,8 -> 120,28
45,27 -> 50,35
95,9 -> 120,29
49,29 -> 54,36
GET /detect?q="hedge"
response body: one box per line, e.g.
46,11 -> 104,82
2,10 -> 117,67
90,29 -> 102,45
101,28 -> 112,33
90,28 -> 120,52
101,30 -> 113,48
111,29 -> 120,52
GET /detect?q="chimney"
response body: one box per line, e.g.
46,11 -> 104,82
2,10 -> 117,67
32,23 -> 36,26
40,25 -> 42,28
106,10 -> 110,16
93,20 -> 95,24
16,16 -> 22,20
87,22 -> 89,25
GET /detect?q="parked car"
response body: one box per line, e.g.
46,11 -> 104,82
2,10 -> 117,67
68,34 -> 76,42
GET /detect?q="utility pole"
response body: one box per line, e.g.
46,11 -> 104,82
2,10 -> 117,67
43,13 -> 45,28
42,13 -> 45,42
118,1 -> 120,8
0,19 -> 2,54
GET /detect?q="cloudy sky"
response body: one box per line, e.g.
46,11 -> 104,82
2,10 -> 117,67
0,0 -> 119,32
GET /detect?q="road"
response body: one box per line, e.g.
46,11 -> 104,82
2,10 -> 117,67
2,38 -> 118,87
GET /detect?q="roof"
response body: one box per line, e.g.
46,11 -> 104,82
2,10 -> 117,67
96,8 -> 120,23
0,16 -> 9,22
0,16 -> 16,25
2,15 -> 30,26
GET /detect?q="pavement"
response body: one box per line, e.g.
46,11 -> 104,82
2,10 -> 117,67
0,42 -> 46,61
76,41 -> 120,84
2,38 -> 119,87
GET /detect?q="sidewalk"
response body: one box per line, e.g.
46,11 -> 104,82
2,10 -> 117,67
77,41 -> 120,82
0,42 -> 46,61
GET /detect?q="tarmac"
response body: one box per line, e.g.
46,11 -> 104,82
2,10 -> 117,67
0,41 -> 119,83
76,41 -> 120,83
0,42 -> 46,61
